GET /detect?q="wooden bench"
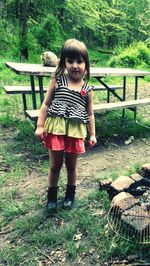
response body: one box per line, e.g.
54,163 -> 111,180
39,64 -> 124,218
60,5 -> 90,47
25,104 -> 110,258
3,84 -> 123,111
25,98 -> 150,122
4,84 -> 122,94
3,85 -> 48,111
93,84 -> 123,102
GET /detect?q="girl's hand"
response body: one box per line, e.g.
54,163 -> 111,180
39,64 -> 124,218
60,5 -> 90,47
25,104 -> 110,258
89,135 -> 97,148
35,127 -> 45,140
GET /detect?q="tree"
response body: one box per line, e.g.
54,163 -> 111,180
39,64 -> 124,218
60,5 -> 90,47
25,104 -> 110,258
62,0 -> 99,42
2,0 -> 53,60
1,0 -> 150,56
19,0 -> 28,59
116,0 -> 150,44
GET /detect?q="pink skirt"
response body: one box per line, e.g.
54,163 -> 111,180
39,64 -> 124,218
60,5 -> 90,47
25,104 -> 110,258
43,133 -> 85,154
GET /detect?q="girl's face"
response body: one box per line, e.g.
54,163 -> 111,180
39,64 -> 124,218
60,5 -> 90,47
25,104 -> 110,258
65,57 -> 86,81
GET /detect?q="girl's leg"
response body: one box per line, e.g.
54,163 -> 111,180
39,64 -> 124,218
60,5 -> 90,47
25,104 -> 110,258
65,152 -> 78,185
46,150 -> 64,212
48,150 -> 64,187
63,153 -> 78,209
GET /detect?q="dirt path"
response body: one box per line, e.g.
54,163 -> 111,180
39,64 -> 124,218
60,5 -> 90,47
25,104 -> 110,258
76,137 -> 150,196
80,137 -> 150,175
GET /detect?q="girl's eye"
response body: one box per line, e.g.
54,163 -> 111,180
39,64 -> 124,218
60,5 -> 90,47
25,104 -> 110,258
67,59 -> 74,64
66,59 -> 84,64
77,59 -> 84,64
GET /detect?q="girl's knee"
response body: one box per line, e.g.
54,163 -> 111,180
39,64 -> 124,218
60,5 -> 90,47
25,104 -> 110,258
50,163 -> 63,173
65,162 -> 77,172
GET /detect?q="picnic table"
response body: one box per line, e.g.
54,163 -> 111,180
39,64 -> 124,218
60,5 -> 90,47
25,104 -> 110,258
4,62 -> 150,125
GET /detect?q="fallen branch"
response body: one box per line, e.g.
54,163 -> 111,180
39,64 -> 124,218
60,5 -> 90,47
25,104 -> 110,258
98,49 -> 114,54
0,228 -> 14,235
34,246 -> 55,263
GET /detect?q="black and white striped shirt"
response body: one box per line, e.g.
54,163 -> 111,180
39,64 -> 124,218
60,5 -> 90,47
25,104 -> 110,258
47,75 -> 93,124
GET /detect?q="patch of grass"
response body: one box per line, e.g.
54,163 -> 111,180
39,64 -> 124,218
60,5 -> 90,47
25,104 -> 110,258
65,240 -> 81,259
0,112 -> 20,128
29,227 -> 64,246
13,212 -> 47,238
0,180 -> 144,265
123,162 -> 142,176
95,109 -> 150,141
0,245 -> 37,265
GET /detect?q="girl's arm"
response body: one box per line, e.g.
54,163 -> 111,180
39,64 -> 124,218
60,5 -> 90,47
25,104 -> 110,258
35,77 -> 56,139
87,90 -> 97,147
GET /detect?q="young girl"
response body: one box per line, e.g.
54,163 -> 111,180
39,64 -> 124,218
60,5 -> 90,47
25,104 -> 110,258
35,39 -> 97,212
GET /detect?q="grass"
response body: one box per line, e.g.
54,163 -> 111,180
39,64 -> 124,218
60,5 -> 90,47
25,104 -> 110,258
0,54 -> 150,265
0,117 -> 149,265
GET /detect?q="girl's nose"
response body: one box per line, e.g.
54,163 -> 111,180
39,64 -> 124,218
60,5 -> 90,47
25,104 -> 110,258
72,61 -> 78,68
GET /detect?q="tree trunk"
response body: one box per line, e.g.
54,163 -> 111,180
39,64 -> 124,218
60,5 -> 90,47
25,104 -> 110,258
107,36 -> 114,49
19,0 -> 28,60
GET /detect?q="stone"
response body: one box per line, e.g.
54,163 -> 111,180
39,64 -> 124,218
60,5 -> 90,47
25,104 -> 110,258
41,51 -> 58,67
109,193 -> 150,243
109,175 -> 135,197
99,178 -> 112,190
121,204 -> 150,242
109,192 -> 139,223
111,191 -> 136,207
130,173 -> 143,182
110,192 -> 139,216
140,163 -> 150,179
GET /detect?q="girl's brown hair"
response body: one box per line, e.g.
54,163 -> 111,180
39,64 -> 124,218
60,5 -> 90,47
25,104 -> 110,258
55,39 -> 90,81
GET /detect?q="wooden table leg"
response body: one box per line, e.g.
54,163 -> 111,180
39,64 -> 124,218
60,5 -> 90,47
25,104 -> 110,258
122,76 -> 126,118
22,94 -> 27,112
30,75 -> 37,109
38,76 -> 44,104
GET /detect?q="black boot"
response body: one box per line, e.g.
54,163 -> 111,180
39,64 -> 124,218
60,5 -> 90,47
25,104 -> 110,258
46,187 -> 58,212
62,185 -> 76,210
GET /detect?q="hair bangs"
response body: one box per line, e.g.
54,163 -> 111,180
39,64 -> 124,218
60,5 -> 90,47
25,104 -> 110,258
65,45 -> 84,60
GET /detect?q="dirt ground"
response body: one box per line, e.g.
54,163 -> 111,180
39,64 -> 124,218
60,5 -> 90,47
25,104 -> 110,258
1,130 -> 150,266
76,136 -> 150,196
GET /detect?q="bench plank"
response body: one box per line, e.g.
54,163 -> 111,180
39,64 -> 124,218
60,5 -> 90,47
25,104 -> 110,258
94,98 -> 150,112
4,85 -> 122,94
3,85 -> 47,94
25,98 -> 150,121
93,85 -> 122,91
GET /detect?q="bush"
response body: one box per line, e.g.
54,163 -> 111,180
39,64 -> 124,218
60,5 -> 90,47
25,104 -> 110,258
109,42 -> 150,68
137,42 -> 150,65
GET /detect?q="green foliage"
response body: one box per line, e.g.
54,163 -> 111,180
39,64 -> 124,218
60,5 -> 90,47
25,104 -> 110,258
0,113 -> 19,128
145,38 -> 150,48
1,0 -> 150,55
109,42 -> 150,68
15,120 -> 34,139
0,21 -> 20,57
35,15 -> 64,54
27,30 -> 42,62
137,42 -> 150,65
64,0 -> 99,36
95,109 -> 150,141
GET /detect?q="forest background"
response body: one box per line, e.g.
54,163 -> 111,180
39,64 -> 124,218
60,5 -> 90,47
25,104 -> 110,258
1,0 -> 150,67
0,1 -> 150,265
